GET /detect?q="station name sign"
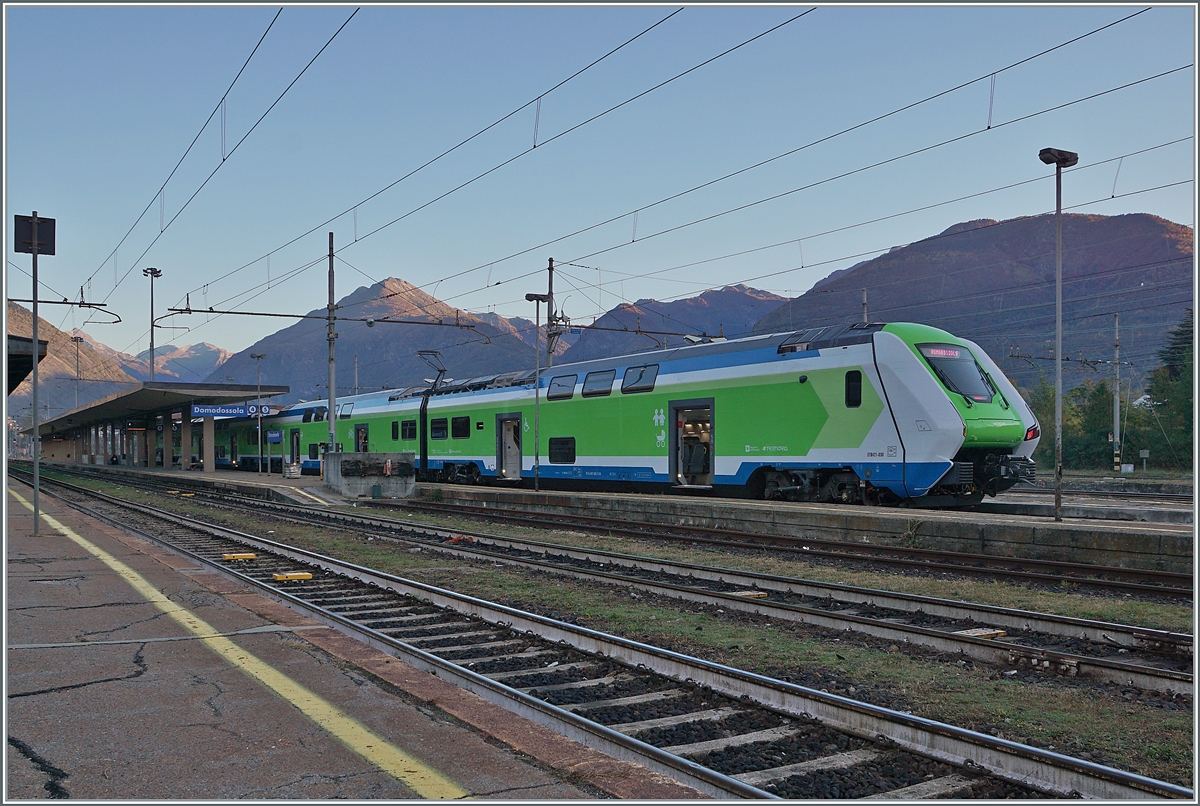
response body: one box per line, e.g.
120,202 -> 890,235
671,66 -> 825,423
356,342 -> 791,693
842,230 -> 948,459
192,404 -> 247,417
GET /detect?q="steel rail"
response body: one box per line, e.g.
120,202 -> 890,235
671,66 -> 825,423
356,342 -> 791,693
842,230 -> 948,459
123,480 -> 1190,694
23,474 -> 1193,800
24,469 -> 1193,694
373,496 -> 1193,595
21,477 -> 766,799
20,464 -> 1192,593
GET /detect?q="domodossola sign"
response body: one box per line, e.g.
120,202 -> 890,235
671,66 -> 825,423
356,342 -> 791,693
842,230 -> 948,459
191,404 -> 247,417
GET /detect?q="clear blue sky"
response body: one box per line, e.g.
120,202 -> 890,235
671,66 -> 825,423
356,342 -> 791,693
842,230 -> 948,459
5,5 -> 1195,357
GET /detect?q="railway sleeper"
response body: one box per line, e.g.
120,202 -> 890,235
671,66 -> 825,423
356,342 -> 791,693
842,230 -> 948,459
609,706 -> 746,734
733,747 -> 880,786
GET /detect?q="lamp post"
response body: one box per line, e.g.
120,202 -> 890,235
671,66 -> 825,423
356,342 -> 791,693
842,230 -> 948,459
1038,147 -> 1078,523
251,353 -> 266,474
70,335 -> 83,410
143,267 -> 162,381
525,292 -> 550,491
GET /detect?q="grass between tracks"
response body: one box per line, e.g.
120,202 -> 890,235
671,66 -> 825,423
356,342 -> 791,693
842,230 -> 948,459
43,473 -> 1194,788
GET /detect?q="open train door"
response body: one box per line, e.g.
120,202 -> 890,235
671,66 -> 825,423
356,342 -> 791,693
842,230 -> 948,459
670,398 -> 714,488
496,413 -> 522,480
290,429 -> 301,465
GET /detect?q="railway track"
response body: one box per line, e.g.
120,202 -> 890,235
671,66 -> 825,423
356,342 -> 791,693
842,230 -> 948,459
14,473 -> 1192,800
28,468 -> 1190,695
381,496 -> 1195,598
27,463 -> 1190,597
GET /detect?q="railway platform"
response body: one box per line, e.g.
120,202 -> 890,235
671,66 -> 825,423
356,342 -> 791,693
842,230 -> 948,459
5,484 -> 703,800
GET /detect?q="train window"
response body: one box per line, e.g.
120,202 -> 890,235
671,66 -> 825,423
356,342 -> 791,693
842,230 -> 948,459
451,416 -> 471,439
308,444 -> 320,460
582,369 -> 616,397
313,406 -> 328,422
547,374 -> 577,401
916,343 -> 994,403
401,419 -> 416,440
431,418 -> 448,440
302,408 -> 314,423
845,370 -> 862,408
549,437 -> 576,464
339,403 -> 353,419
391,421 -> 399,441
621,364 -> 659,394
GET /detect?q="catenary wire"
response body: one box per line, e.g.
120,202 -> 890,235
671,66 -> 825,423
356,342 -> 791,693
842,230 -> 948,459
174,7 -> 686,305
101,8 -> 360,306
412,8 -> 1156,298
83,9 -> 283,293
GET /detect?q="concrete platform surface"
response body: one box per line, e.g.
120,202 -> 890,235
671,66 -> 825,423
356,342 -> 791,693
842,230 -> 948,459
6,485 -> 703,800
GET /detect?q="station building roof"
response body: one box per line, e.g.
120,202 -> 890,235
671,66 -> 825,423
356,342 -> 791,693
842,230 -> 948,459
31,381 -> 290,437
7,334 -> 48,395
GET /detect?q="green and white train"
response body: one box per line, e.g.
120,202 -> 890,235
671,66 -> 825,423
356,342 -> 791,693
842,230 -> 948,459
219,322 -> 1040,505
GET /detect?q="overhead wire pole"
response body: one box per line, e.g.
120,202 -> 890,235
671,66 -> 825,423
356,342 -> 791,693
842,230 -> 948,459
1113,313 -> 1121,472
327,232 -> 337,468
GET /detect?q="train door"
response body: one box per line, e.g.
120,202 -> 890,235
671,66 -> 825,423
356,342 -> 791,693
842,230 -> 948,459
231,433 -> 238,463
290,429 -> 301,464
496,413 -> 522,479
670,399 -> 714,487
354,424 -> 369,453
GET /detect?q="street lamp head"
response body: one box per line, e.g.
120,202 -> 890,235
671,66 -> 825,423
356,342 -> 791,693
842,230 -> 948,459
70,336 -> 83,344
1038,148 -> 1078,168
142,267 -> 162,279
250,353 -> 266,360
525,293 -> 550,303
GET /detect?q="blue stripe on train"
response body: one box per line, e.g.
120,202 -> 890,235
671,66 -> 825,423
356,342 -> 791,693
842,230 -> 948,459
445,458 -> 952,498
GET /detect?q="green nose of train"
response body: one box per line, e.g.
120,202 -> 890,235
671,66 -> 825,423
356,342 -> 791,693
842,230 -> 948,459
886,323 -> 1038,499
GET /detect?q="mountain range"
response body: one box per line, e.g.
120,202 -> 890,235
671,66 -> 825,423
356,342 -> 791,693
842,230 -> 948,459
8,212 -> 1192,425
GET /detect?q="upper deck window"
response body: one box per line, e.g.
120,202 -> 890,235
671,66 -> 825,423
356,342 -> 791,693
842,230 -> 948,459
582,369 -> 616,397
917,343 -> 995,403
621,364 -> 659,394
547,374 -> 577,401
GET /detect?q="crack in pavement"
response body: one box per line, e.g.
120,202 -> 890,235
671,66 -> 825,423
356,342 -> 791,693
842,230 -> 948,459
9,601 -> 146,613
77,609 -> 171,640
8,643 -> 148,699
8,735 -> 70,798
8,556 -> 91,565
187,674 -> 227,717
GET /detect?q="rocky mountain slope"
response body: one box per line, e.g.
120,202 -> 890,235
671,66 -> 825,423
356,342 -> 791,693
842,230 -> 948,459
6,302 -> 138,424
203,278 -> 537,405
754,213 -> 1193,391
559,285 -> 788,363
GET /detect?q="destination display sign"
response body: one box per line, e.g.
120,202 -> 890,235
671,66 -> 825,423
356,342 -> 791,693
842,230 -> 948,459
192,404 -> 247,417
267,430 -> 283,444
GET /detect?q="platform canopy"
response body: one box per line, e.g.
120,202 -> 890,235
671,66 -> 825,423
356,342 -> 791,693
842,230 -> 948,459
7,334 -> 48,395
30,381 -> 290,437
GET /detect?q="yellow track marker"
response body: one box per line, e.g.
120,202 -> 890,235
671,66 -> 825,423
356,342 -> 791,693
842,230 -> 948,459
274,572 -> 313,581
180,492 -> 195,497
9,489 -> 468,799
223,553 -> 257,561
729,591 -> 769,598
954,627 -> 1007,639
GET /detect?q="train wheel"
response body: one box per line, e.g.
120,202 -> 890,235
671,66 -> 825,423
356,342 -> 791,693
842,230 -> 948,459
464,463 -> 480,485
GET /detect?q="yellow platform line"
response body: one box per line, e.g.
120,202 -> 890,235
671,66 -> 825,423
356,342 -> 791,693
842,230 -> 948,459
9,489 -> 468,799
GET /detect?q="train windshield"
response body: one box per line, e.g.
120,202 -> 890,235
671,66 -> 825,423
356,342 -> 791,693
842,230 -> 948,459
917,343 -> 994,403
